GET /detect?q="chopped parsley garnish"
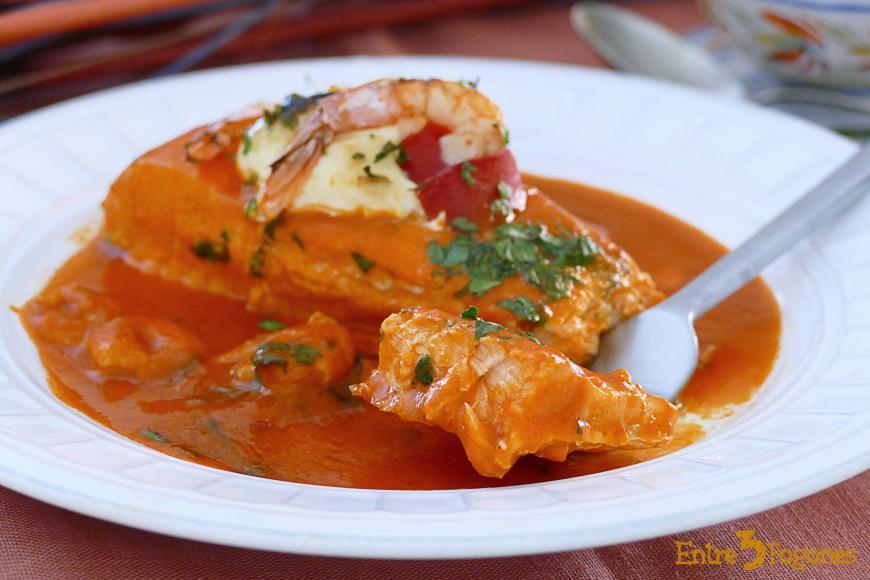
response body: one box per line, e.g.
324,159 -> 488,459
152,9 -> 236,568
244,197 -> 258,218
427,222 -> 598,299
474,319 -> 505,340
523,331 -> 543,344
426,241 -> 446,264
258,319 -> 286,331
373,141 -> 408,164
192,230 -> 230,262
460,305 -> 479,319
264,216 -> 282,240
413,354 -> 434,386
141,428 -> 167,443
266,92 -> 331,129
458,77 -> 480,89
249,245 -> 264,277
497,123 -> 510,145
490,181 -> 513,219
468,278 -> 501,294
242,133 -> 253,155
499,295 -> 545,324
458,307 -> 542,343
290,230 -> 304,249
450,217 -> 478,233
352,152 -> 365,160
363,165 -> 387,181
251,341 -> 321,371
352,252 -> 374,273
289,345 -> 321,364
460,162 -> 477,187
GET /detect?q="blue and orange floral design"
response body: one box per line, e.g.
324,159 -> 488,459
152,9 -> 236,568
701,0 -> 870,87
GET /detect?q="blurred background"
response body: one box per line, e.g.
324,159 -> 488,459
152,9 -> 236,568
0,0 -> 702,120
1,0 -> 867,134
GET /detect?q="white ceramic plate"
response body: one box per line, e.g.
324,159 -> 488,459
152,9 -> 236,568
0,57 -> 867,559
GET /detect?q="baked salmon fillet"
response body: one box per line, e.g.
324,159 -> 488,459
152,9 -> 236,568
351,308 -> 678,478
103,79 -> 658,362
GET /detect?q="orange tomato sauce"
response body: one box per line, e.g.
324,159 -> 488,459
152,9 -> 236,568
19,176 -> 780,490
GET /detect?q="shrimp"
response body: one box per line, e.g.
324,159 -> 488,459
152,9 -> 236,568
85,316 -> 204,380
214,312 -> 355,394
23,283 -> 120,346
236,79 -> 508,221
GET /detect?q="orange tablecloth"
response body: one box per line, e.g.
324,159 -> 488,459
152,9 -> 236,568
1,1 -> 867,577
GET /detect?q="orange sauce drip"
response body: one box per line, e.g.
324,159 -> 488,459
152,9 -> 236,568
20,177 -> 780,489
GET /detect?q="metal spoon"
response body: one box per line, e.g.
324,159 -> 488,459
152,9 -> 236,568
591,144 -> 870,400
570,2 -> 870,131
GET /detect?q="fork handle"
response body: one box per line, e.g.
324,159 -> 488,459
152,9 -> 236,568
665,143 -> 870,318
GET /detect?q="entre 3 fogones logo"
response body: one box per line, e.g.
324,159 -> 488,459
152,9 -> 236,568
674,529 -> 858,571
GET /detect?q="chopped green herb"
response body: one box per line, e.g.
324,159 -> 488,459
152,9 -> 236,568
264,216 -> 282,240
413,354 -> 434,386
426,222 -> 598,299
289,344 -> 320,364
460,305 -> 479,319
258,319 -> 286,331
264,106 -> 280,126
352,152 -> 365,160
498,124 -> 510,145
272,92 -> 331,129
351,252 -> 374,273
363,165 -> 387,181
458,77 -> 480,89
249,246 -> 264,277
244,197 -> 258,218
251,341 -> 321,371
460,161 -> 477,187
192,230 -> 230,262
522,331 -> 543,345
490,199 -> 510,218
290,230 -> 304,249
373,141 -> 408,164
450,217 -> 478,233
426,241 -> 445,264
474,319 -> 505,340
468,278 -> 501,294
242,132 -> 253,155
499,296 -> 545,324
141,428 -> 167,443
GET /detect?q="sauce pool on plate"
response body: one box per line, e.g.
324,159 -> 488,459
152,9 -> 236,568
19,176 -> 780,490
